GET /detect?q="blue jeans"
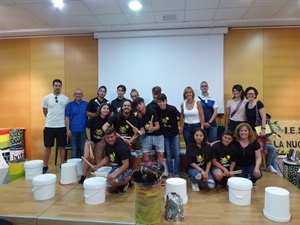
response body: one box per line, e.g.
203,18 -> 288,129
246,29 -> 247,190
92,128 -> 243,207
183,123 -> 200,147
235,164 -> 263,183
205,126 -> 218,143
188,167 -> 216,190
70,131 -> 86,158
165,135 -> 180,175
265,143 -> 279,170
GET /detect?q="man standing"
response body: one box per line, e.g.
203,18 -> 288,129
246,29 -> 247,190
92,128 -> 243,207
93,127 -> 132,194
111,85 -> 128,114
199,81 -> 218,143
42,79 -> 69,173
65,89 -> 88,158
86,86 -> 110,118
147,86 -> 161,112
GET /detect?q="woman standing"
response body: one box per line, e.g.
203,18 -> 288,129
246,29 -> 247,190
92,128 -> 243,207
79,103 -> 110,184
179,86 -> 205,147
244,86 -> 278,174
225,84 -> 248,132
234,123 -> 262,186
186,128 -> 216,192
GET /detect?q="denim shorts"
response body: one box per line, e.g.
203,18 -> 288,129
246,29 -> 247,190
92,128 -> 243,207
106,167 -> 132,187
141,135 -> 164,153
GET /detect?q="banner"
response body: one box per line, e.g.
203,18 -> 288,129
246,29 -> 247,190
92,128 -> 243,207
269,120 -> 300,150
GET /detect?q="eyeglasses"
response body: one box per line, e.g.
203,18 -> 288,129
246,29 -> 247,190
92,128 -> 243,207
55,96 -> 58,103
247,93 -> 255,96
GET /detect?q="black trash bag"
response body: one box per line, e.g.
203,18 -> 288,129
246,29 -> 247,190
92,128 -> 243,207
132,160 -> 164,185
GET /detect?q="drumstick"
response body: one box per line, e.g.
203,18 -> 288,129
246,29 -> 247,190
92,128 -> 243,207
116,133 -> 126,141
126,120 -> 142,135
89,145 -> 95,159
81,156 -> 94,168
229,170 -> 243,175
150,115 -> 154,124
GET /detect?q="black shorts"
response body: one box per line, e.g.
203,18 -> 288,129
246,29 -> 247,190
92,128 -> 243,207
43,127 -> 67,148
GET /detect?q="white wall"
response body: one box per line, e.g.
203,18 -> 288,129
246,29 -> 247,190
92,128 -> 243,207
98,34 -> 224,113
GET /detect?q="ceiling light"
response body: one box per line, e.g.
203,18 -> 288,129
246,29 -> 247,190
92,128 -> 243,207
53,0 -> 64,9
128,1 -> 142,11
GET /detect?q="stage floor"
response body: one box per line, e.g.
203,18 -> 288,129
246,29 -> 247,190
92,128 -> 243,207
0,169 -> 299,225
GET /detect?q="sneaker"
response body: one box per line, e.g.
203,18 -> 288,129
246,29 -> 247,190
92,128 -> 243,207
118,183 -> 129,195
252,182 -> 258,188
191,182 -> 200,192
266,165 -> 277,174
78,175 -> 86,185
43,165 -> 49,174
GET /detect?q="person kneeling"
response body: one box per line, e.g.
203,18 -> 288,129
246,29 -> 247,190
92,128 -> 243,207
93,127 -> 132,194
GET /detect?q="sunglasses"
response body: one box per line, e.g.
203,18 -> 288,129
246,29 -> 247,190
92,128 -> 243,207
55,96 -> 58,103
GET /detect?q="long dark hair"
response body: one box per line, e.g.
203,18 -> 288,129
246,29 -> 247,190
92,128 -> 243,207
232,84 -> 245,100
189,128 -> 210,160
95,102 -> 110,118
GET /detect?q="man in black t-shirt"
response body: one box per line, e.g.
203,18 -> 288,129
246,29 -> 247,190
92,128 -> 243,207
86,86 -> 110,118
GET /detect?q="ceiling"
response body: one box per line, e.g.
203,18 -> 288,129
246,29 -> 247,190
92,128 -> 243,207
0,0 -> 299,38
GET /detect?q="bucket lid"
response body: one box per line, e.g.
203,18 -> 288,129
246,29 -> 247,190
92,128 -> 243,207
61,162 -> 76,168
32,174 -> 56,185
84,177 -> 106,188
67,158 -> 82,163
95,167 -> 112,177
166,177 -> 186,185
228,177 -> 252,189
265,187 -> 289,196
24,160 -> 43,168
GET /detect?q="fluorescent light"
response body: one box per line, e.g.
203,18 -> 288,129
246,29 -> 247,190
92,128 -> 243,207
128,1 -> 142,11
53,0 -> 64,9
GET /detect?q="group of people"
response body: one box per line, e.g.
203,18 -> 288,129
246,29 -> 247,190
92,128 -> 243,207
41,79 -> 278,194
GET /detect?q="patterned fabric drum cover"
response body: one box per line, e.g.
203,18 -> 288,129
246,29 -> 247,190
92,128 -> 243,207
0,129 -> 10,150
10,149 -> 25,161
283,159 -> 300,186
9,129 -> 24,150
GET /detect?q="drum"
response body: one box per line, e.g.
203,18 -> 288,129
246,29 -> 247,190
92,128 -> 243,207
283,159 -> 300,186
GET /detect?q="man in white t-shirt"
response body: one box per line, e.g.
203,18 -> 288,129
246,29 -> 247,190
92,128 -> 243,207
42,79 -> 69,173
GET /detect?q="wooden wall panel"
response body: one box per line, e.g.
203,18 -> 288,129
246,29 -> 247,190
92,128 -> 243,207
223,29 -> 264,123
263,29 -> 300,120
30,37 -> 65,161
65,35 -> 98,101
0,39 -> 31,158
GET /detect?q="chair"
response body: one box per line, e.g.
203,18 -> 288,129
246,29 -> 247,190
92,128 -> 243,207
55,138 -> 72,165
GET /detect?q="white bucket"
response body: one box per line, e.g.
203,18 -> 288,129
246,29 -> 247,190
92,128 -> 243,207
228,177 -> 252,206
60,163 -> 77,185
83,177 -> 106,205
67,158 -> 83,177
94,166 -> 112,178
263,187 -> 291,222
24,160 -> 43,180
165,178 -> 188,205
32,174 -> 56,201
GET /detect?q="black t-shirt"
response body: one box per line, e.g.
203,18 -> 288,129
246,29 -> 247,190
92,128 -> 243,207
233,139 -> 261,166
158,104 -> 180,138
186,143 -> 212,169
245,100 -> 264,130
211,141 -> 237,169
87,116 -> 108,142
137,108 -> 162,136
87,97 -> 110,114
111,98 -> 129,114
105,139 -> 130,167
107,113 -> 139,137
147,101 -> 160,113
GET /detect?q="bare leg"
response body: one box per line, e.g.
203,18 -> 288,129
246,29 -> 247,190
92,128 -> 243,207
156,152 -> 164,164
43,147 -> 52,166
58,146 -> 66,165
143,152 -> 149,161
95,140 -> 105,164
82,142 -> 92,176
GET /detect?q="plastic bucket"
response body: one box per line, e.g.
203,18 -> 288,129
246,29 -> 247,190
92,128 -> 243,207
165,178 -> 188,205
83,177 -> 106,205
94,166 -> 112,178
228,177 -> 252,206
32,174 -> 56,201
60,163 -> 77,185
24,160 -> 43,180
263,187 -> 291,222
67,158 -> 83,177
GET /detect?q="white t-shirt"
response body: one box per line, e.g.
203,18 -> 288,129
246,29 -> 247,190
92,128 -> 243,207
42,93 -> 69,128
226,98 -> 248,122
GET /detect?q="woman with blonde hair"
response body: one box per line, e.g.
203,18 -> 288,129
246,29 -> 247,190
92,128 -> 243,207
234,122 -> 262,186
179,86 -> 205,147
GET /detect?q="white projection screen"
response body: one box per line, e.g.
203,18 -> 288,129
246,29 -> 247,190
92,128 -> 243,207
98,34 -> 224,113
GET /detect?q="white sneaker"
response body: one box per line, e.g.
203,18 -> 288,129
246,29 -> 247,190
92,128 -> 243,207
266,165 -> 277,174
191,182 -> 200,192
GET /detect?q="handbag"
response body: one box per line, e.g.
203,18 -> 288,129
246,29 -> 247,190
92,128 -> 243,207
254,104 -> 272,135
